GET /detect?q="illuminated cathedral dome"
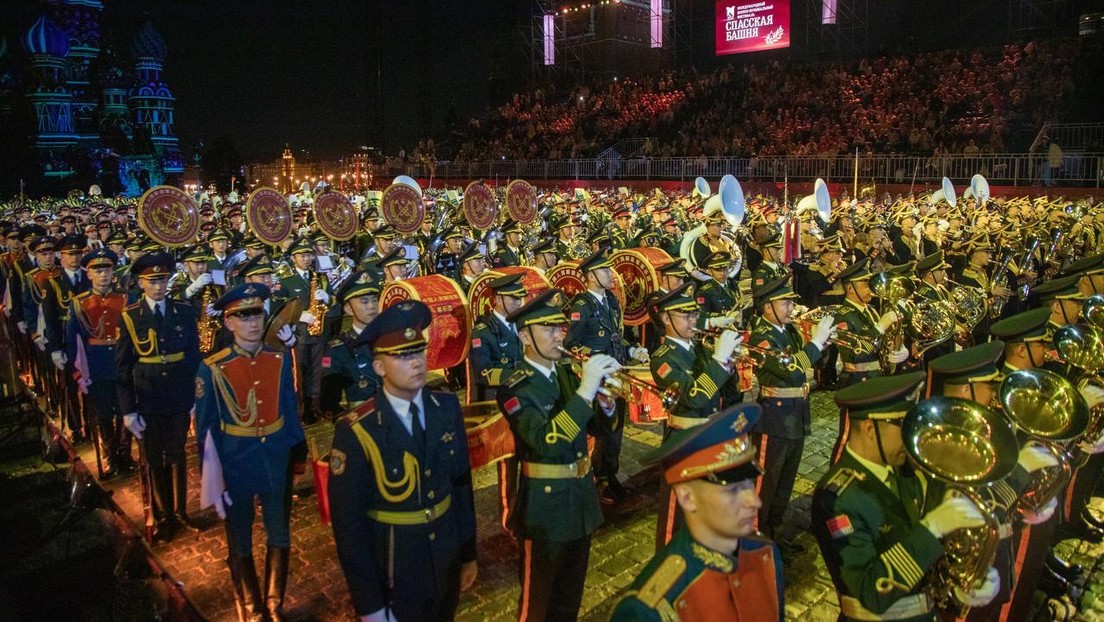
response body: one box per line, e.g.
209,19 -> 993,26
131,20 -> 166,61
22,15 -> 70,58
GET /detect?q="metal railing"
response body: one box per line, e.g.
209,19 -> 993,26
1043,123 -> 1104,150
416,152 -> 1104,187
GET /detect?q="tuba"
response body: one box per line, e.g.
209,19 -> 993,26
1083,294 -> 1104,329
997,369 -> 1090,515
903,397 -> 1019,618
869,272 -> 912,374
1054,324 -> 1104,466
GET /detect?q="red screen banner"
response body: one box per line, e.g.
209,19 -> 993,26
715,0 -> 790,55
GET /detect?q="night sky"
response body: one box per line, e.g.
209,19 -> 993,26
8,0 -> 521,159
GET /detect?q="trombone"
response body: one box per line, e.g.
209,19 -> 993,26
556,347 -> 680,409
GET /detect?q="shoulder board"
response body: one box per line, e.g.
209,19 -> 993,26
341,398 -> 377,426
822,467 -> 864,495
125,302 -> 142,311
740,534 -> 775,549
698,280 -> 715,290
25,266 -> 40,276
473,318 -> 489,331
204,347 -> 233,366
327,338 -> 344,347
636,554 -> 687,609
962,268 -> 979,277
571,295 -> 591,308
505,368 -> 534,388
74,290 -> 92,300
654,343 -> 672,358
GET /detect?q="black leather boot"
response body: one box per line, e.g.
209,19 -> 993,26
170,462 -> 201,532
230,555 -> 266,622
264,547 -> 290,622
150,463 -> 175,543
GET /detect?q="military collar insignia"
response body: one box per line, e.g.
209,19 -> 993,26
691,541 -> 735,573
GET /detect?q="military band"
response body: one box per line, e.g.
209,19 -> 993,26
8,179 -> 1104,622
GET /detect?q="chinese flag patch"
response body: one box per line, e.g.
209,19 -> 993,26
321,356 -> 331,368
504,396 -> 521,415
571,312 -> 581,321
657,362 -> 672,379
757,340 -> 770,350
826,515 -> 854,538
755,278 -> 764,285
697,297 -> 705,304
837,322 -> 848,329
472,338 -> 482,348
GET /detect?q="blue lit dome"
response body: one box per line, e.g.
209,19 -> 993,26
131,21 -> 166,61
22,15 -> 70,58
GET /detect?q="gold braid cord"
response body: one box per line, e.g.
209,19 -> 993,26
208,363 -> 258,426
351,421 -> 420,503
121,311 -> 157,357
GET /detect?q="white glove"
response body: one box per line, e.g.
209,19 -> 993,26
185,273 -> 212,298
16,321 -> 26,334
206,304 -> 219,317
576,353 -> 620,402
876,310 -> 899,333
630,346 -> 650,363
1021,497 -> 1057,526
811,316 -> 836,350
51,351 -> 67,370
33,335 -> 46,351
213,490 -> 233,520
298,311 -> 317,325
922,495 -> 986,538
123,413 -> 146,440
1080,384 -> 1104,409
1078,431 -> 1104,455
713,330 -> 743,364
707,315 -> 736,329
888,345 -> 909,364
314,288 -> 331,304
953,566 -> 1000,608
277,324 -> 296,347
1018,444 -> 1060,473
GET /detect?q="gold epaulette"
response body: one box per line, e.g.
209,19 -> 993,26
822,467 -> 864,495
125,301 -> 142,311
636,555 -> 687,608
342,398 -> 377,425
654,344 -> 672,358
204,347 -> 233,366
962,268 -> 979,278
74,290 -> 91,300
327,338 -> 343,348
505,368 -> 533,388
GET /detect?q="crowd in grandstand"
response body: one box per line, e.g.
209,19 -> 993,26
452,39 -> 1079,162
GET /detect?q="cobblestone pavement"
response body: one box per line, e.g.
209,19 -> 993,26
65,389 -> 1103,621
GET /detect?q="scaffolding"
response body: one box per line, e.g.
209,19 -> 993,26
529,0 -> 679,82
1008,0 -> 1078,40
801,0 -> 871,60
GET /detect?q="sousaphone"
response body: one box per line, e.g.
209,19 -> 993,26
137,185 -> 200,247
246,187 -> 293,245
314,191 -> 359,241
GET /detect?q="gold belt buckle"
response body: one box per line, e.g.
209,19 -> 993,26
574,459 -> 587,478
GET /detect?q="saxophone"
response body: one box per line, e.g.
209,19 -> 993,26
198,285 -> 220,352
306,272 -> 327,337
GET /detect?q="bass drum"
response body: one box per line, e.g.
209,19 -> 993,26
381,274 -> 471,370
463,401 -> 516,470
611,247 -> 671,326
468,266 -> 551,320
546,262 -> 626,311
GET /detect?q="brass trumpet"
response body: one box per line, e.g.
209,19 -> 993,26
791,307 -> 880,355
691,328 -> 794,367
556,347 -> 680,410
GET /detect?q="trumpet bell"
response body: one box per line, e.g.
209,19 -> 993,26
904,397 -> 1019,485
1083,295 -> 1104,330
869,272 -> 914,301
999,369 -> 1089,442
1055,324 -> 1104,372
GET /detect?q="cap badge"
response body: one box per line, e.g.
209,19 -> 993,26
404,328 -> 416,340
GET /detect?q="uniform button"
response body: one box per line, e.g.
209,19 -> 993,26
256,400 -> 263,405
424,468 -> 431,477
576,452 -> 583,458
251,361 -> 257,366
161,372 -> 168,377
544,485 -> 552,493
427,490 -> 435,500
731,578 -> 740,588
254,380 -> 260,385
429,532 -> 436,541
677,600 -> 686,610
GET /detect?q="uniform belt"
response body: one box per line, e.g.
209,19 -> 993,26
759,385 -> 809,399
839,594 -> 932,621
367,494 -> 452,525
221,417 -> 285,438
87,338 -> 116,346
522,456 -> 592,479
843,361 -> 881,372
666,414 -> 708,430
138,352 -> 185,364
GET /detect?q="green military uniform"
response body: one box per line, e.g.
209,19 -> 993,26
913,252 -> 956,363
812,373 -> 944,622
468,273 -> 526,403
648,282 -> 743,550
320,270 -> 384,417
694,251 -> 739,330
490,218 -> 524,268
279,237 -> 333,422
749,278 -> 825,544
496,289 -> 604,622
612,403 -> 784,622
